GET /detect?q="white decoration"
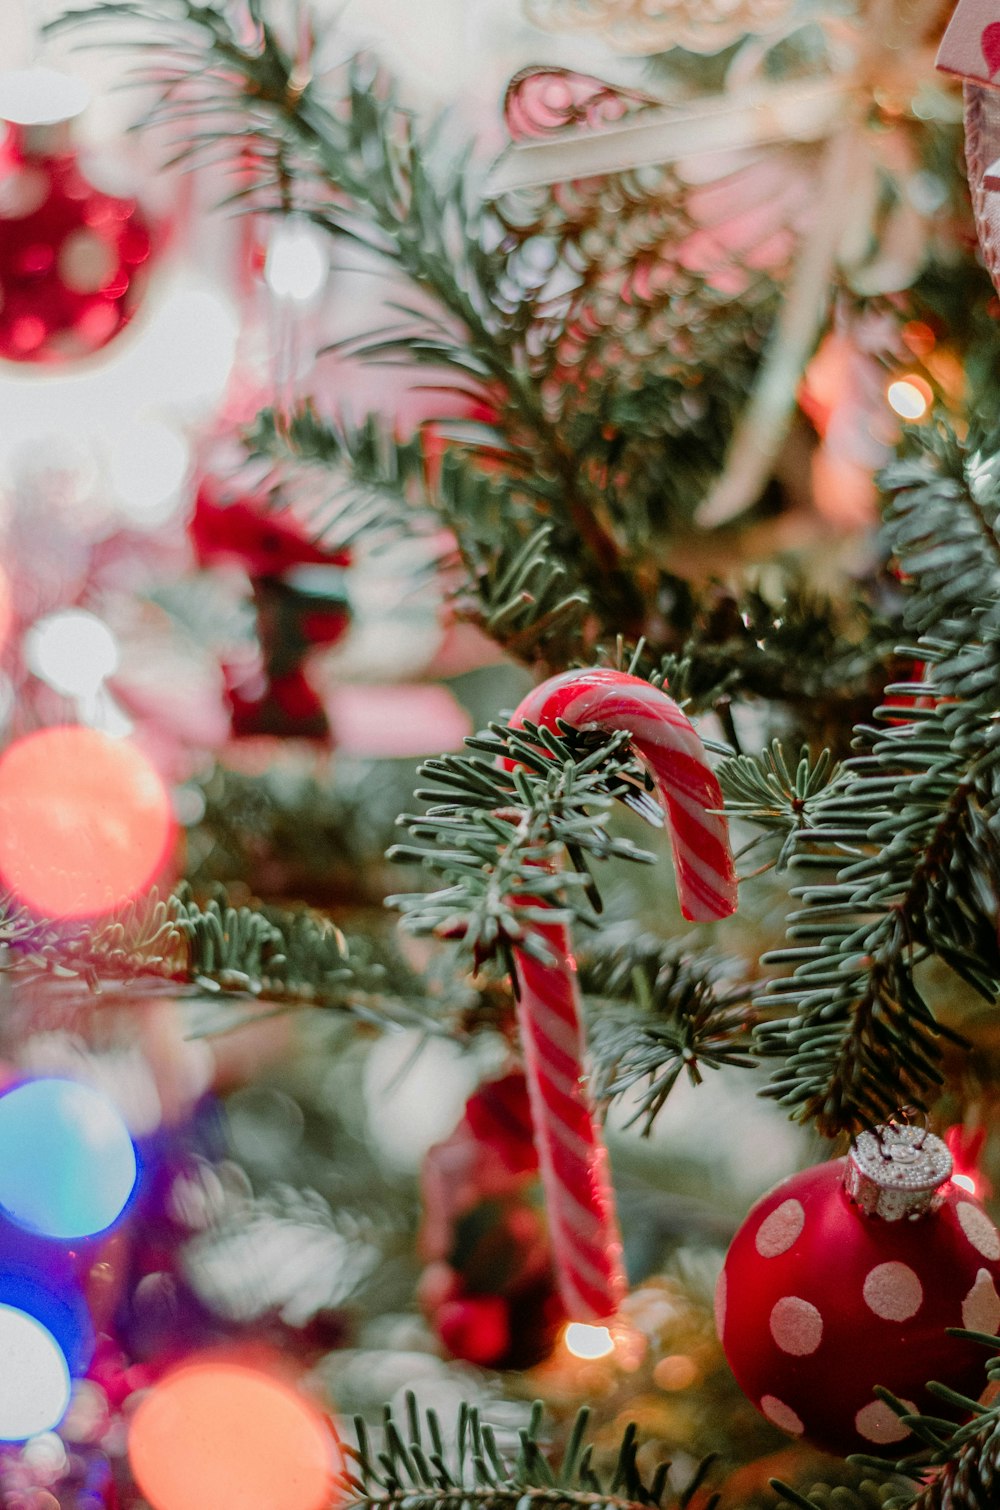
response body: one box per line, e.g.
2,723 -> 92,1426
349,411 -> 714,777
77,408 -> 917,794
754,1199 -> 805,1259
862,1262 -> 923,1323
769,1295 -> 823,1356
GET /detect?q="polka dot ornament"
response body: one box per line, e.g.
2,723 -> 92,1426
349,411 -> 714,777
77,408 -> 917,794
717,1158 -> 1000,1456
0,122 -> 153,364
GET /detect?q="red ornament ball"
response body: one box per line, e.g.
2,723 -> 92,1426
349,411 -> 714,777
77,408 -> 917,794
0,121 -> 152,363
718,1149 -> 1000,1457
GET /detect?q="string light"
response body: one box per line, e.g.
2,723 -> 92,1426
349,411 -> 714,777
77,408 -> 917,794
886,374 -> 933,421
564,1322 -> 615,1359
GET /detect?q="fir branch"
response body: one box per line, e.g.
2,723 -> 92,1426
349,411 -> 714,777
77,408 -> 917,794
772,1478 -> 910,1510
0,889 -> 187,990
625,582 -> 893,746
388,720 -> 659,968
338,1394 -> 719,1510
244,406 -> 436,553
53,0 -> 625,582
579,930 -> 757,1133
880,423 -> 1000,641
246,409 -> 589,665
718,742 -> 845,873
0,887 -> 418,1030
754,419 -> 1000,1135
452,523 -> 590,668
846,1335 -> 1000,1510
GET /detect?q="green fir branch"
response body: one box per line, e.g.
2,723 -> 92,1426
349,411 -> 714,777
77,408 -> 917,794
53,0 -> 625,583
579,930 -> 758,1133
452,524 -> 590,668
841,1334 -> 1000,1510
624,582 -> 893,745
754,418 -> 1000,1135
244,406 -> 436,553
772,1478 -> 911,1510
0,887 -> 419,1030
388,720 -> 659,969
247,409 -> 589,665
718,742 -> 845,873
338,1394 -> 719,1510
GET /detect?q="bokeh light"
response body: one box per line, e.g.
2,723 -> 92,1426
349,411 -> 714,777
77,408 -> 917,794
564,1322 -> 615,1359
0,566 -> 11,657
0,725 -> 175,917
953,1172 -> 977,1193
0,1304 -> 71,1440
128,1360 -> 338,1510
24,610 -> 120,698
0,1260 -> 94,1377
0,68 -> 90,127
0,1079 -> 137,1238
264,220 -> 329,303
109,419 -> 190,527
886,375 -> 932,421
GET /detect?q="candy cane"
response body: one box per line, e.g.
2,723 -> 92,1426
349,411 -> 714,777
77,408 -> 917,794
508,668 -> 738,1321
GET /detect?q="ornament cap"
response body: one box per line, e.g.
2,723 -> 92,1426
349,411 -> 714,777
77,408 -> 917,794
845,1123 -> 953,1220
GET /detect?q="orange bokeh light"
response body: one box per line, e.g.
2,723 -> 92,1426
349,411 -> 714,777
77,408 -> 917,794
128,1361 -> 338,1510
0,726 -> 175,918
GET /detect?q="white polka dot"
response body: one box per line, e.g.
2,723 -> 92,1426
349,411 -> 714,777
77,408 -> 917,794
760,1395 -> 804,1435
714,1268 -> 727,1338
862,1262 -> 923,1321
755,1199 -> 805,1258
962,1268 -> 1000,1333
0,168 -> 49,220
58,230 -> 117,295
854,1398 -> 915,1444
957,1202 -> 1000,1261
769,1296 -> 823,1355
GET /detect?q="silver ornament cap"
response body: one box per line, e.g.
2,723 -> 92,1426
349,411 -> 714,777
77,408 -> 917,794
845,1123 -> 953,1220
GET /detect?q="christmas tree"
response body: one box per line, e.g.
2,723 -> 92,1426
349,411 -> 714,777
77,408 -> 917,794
0,0 -> 999,1504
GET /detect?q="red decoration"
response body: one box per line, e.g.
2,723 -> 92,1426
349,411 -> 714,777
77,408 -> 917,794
419,1072 -> 567,1370
0,121 -> 153,364
718,1131 -> 1000,1457
191,487 -> 351,577
500,669 -> 738,1322
192,480 -> 351,741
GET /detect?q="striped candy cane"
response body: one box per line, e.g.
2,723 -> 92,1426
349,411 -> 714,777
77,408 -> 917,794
508,668 -> 738,1321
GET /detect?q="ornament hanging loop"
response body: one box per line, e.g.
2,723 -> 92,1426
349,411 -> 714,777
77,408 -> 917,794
878,1105 -> 929,1158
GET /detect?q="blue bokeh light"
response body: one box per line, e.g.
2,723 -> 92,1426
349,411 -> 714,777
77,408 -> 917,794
0,1259 -> 94,1376
0,1078 -> 137,1238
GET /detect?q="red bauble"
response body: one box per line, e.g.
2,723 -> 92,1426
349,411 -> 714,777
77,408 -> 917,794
0,119 -> 153,363
718,1128 -> 1000,1457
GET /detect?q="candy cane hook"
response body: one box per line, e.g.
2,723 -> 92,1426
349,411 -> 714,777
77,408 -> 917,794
508,668 -> 738,1322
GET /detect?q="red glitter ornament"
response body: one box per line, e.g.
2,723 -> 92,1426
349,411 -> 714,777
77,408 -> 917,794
0,74 -> 153,364
717,1123 -> 1000,1457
